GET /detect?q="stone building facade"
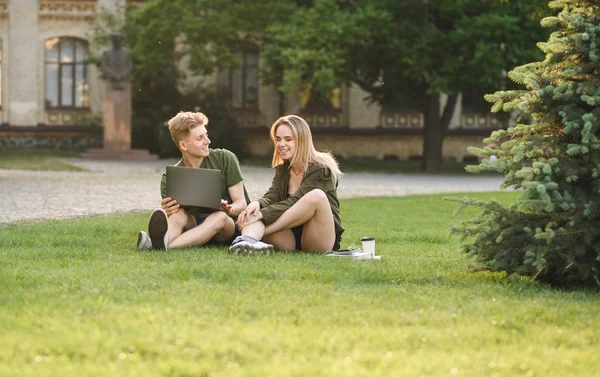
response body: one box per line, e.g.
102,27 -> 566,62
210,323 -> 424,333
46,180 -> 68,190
0,0 -> 502,161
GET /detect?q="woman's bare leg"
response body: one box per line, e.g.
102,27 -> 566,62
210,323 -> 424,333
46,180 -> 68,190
229,219 -> 275,254
263,229 -> 297,251
264,189 -> 335,252
239,221 -> 266,241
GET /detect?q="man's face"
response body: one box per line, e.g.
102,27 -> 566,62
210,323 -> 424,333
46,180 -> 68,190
180,125 -> 210,158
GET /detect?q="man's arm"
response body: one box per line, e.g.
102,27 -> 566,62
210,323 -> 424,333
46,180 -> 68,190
226,181 -> 247,217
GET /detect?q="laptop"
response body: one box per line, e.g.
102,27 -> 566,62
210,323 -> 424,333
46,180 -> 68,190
166,165 -> 222,210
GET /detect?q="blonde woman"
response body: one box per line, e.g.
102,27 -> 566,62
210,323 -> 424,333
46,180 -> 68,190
230,115 -> 344,254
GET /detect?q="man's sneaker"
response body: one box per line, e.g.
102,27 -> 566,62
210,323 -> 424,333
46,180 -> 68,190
229,235 -> 274,255
137,230 -> 152,251
148,208 -> 169,250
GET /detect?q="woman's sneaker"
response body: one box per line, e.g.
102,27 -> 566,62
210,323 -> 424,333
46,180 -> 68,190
229,235 -> 274,255
148,208 -> 169,250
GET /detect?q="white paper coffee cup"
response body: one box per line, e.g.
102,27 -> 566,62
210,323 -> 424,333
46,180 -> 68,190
361,236 -> 375,256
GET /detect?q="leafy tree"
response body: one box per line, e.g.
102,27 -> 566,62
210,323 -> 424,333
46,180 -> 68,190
260,0 -> 550,171
156,87 -> 249,158
89,0 -> 295,156
451,0 -> 600,286
91,0 -> 548,168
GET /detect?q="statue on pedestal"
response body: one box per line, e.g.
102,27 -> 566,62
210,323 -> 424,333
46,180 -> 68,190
83,31 -> 156,160
99,33 -> 133,90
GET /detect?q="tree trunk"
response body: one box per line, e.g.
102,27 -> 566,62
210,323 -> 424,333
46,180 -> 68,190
421,93 -> 459,172
421,94 -> 443,171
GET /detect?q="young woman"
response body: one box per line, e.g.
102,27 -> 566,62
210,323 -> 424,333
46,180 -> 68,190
229,115 -> 344,254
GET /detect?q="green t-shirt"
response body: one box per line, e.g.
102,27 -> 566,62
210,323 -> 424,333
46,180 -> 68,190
160,148 -> 250,217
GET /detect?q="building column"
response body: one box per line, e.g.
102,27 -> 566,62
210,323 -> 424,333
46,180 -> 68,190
8,0 -> 38,126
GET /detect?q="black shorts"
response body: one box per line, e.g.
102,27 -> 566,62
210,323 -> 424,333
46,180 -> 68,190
291,225 -> 341,251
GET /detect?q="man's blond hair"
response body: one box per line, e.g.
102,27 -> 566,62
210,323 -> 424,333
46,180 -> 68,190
167,111 -> 209,149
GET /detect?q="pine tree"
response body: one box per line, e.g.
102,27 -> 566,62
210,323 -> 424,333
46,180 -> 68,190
451,0 -> 600,286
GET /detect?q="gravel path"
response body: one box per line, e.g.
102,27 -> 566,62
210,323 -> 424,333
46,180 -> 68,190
1,159 -> 506,225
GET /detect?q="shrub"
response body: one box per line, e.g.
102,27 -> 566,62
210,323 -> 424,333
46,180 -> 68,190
451,0 -> 600,286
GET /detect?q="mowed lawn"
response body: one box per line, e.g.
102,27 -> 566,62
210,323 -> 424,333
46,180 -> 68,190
1,192 -> 598,377
0,149 -> 84,171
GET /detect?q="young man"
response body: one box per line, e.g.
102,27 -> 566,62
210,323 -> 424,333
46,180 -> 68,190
136,111 -> 270,251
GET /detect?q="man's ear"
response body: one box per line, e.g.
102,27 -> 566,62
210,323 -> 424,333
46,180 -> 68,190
179,139 -> 187,151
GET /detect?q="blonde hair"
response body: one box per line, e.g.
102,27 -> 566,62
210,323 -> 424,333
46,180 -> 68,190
270,115 -> 343,183
167,111 -> 209,150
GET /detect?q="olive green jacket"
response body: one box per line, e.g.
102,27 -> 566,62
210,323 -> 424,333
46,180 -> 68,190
257,161 -> 344,236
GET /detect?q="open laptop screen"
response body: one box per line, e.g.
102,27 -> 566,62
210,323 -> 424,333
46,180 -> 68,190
166,166 -> 222,210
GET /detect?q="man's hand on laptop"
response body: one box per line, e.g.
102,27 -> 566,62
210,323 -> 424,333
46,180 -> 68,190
220,200 -> 233,214
161,197 -> 180,216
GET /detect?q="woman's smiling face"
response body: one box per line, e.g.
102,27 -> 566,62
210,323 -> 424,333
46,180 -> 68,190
275,124 -> 296,161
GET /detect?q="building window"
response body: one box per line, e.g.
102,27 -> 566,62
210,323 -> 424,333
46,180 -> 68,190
217,52 -> 259,109
44,37 -> 90,109
300,83 -> 341,111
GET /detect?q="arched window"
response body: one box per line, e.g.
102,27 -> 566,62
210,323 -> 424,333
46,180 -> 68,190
44,37 -> 90,109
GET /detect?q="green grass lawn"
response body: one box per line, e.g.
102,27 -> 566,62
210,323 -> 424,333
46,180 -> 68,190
1,192 -> 598,377
0,149 -> 84,171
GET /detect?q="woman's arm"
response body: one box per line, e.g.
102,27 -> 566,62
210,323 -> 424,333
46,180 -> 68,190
259,166 -> 335,225
256,168 -> 283,208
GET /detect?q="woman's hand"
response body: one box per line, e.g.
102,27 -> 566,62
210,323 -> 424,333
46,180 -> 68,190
237,201 -> 260,223
236,202 -> 263,230
236,211 -> 263,230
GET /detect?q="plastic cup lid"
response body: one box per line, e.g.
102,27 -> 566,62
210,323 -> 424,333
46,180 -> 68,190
361,236 -> 375,241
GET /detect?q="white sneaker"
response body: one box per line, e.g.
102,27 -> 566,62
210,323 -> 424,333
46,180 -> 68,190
229,235 -> 274,255
148,208 -> 169,250
137,230 -> 152,251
